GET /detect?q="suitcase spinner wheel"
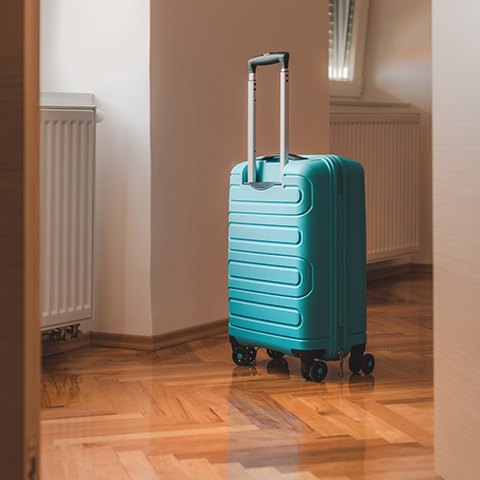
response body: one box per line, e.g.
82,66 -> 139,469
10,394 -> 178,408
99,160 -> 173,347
300,364 -> 310,380
348,344 -> 375,375
309,361 -> 328,382
348,344 -> 365,374
361,354 -> 375,374
232,346 -> 257,366
299,354 -> 328,382
266,349 -> 284,360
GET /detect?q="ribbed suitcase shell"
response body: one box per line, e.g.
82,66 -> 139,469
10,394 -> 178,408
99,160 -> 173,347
228,155 -> 367,362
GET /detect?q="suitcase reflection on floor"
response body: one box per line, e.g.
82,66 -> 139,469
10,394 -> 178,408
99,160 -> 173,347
226,351 -> 375,476
231,358 -> 290,380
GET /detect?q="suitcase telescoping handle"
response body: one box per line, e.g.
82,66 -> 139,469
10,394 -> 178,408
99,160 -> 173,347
247,52 -> 290,183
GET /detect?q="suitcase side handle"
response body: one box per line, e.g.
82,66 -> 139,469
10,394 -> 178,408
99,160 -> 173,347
248,52 -> 290,73
247,52 -> 289,184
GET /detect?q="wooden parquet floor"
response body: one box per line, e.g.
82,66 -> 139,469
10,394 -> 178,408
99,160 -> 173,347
40,273 -> 441,479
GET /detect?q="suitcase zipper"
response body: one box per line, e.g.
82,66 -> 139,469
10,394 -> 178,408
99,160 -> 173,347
329,156 -> 347,371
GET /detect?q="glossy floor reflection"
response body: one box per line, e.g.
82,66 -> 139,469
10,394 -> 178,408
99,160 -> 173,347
40,273 -> 440,479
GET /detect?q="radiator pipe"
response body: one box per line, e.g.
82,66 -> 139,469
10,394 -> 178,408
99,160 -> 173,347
42,324 -> 84,343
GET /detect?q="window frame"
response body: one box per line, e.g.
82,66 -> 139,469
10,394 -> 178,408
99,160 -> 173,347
329,0 -> 370,98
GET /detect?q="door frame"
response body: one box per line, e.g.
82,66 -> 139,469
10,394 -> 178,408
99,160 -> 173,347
0,1 -> 41,478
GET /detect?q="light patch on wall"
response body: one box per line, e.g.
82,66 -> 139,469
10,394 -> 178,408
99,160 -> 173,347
41,0 -> 149,92
374,60 -> 432,110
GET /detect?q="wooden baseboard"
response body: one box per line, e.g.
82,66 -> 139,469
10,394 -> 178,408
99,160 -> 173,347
91,318 -> 229,352
412,263 -> 433,274
42,332 -> 92,357
91,332 -> 153,350
152,319 -> 228,350
367,263 -> 412,282
366,262 -> 433,282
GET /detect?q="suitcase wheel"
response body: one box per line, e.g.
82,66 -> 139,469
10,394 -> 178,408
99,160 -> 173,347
309,361 -> 328,382
300,364 -> 310,380
349,353 -> 362,374
300,360 -> 328,382
232,346 -> 257,366
266,349 -> 284,360
349,349 -> 375,375
245,347 -> 257,364
361,354 -> 375,375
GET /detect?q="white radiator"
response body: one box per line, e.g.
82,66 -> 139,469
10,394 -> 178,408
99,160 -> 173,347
40,105 -> 96,330
330,111 -> 420,263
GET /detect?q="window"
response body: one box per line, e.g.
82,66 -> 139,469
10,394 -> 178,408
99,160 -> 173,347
329,0 -> 370,97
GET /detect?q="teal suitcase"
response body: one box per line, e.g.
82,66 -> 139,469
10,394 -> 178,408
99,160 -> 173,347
228,53 -> 375,381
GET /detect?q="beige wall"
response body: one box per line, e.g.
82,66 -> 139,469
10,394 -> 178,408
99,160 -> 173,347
150,0 -> 330,335
40,1 -> 330,337
361,0 -> 432,264
40,0 -> 152,335
433,1 -> 480,479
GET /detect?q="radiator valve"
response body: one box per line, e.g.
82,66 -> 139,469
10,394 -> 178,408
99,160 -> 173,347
46,324 -> 83,342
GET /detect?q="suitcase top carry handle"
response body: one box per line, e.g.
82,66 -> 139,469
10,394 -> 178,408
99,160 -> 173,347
247,52 -> 289,184
248,52 -> 290,73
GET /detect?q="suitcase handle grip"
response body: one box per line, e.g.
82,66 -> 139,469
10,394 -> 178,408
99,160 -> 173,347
248,52 -> 290,73
247,52 -> 289,183
261,153 -> 307,161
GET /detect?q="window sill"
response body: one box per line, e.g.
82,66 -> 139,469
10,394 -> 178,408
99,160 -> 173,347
329,100 -> 413,115
329,76 -> 364,98
330,100 -> 410,108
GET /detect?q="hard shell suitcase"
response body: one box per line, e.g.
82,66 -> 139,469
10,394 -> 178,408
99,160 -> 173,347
228,52 -> 375,381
